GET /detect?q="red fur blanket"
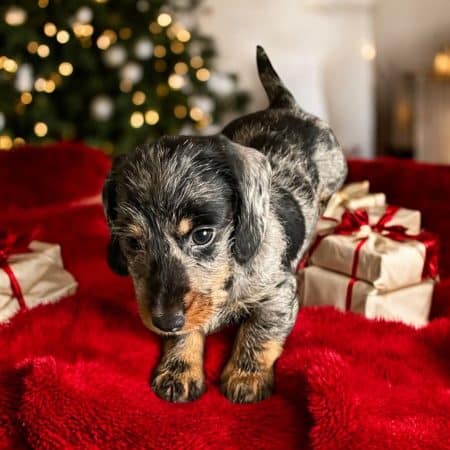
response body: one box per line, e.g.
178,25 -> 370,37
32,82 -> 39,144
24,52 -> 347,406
1,145 -> 449,449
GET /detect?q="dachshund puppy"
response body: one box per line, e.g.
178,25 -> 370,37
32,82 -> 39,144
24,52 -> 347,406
103,46 -> 347,403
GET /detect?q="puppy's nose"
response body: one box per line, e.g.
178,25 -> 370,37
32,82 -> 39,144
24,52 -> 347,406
152,312 -> 185,332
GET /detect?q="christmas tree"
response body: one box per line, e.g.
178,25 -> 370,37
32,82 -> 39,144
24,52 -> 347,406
0,0 -> 248,154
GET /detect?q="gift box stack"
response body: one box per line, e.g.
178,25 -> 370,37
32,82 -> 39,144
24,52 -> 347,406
298,182 -> 439,327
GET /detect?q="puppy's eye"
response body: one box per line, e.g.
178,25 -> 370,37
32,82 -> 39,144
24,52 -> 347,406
125,236 -> 141,251
191,228 -> 215,246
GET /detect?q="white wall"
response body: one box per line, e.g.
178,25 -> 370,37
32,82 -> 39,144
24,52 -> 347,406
195,0 -> 376,157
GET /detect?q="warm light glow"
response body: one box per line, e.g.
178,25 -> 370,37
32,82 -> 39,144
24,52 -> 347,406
361,42 -> 376,61
4,6 -> 27,26
56,30 -> 70,44
104,30 -> 117,44
13,137 -> 25,146
154,45 -> 166,58
157,13 -> 172,27
170,41 -> 184,54
190,56 -> 203,69
130,112 -> 144,128
196,115 -> 211,129
58,62 -> 73,76
120,80 -> 133,93
34,122 -> 48,137
132,91 -> 146,105
145,109 -> 159,125
156,83 -> 169,96
434,51 -> 450,77
44,80 -> 56,93
119,27 -> 132,40
0,135 -> 13,150
177,29 -> 191,43
73,23 -> 94,37
196,68 -> 210,81
37,44 -> 50,58
38,0 -> 49,7
96,35 -> 111,50
149,22 -> 162,34
174,105 -> 187,119
20,92 -> 33,104
168,74 -> 185,90
34,78 -> 46,92
44,22 -> 57,37
190,107 -> 204,121
3,58 -> 18,73
27,41 -> 39,53
174,62 -> 188,75
154,60 -> 167,72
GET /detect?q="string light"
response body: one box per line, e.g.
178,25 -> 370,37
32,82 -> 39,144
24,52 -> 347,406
174,62 -> 188,75
3,58 -> 18,73
58,62 -> 73,76
174,105 -> 187,119
13,137 -> 25,146
177,29 -> 191,43
4,6 -> 27,26
145,109 -> 159,125
190,56 -> 203,69
168,74 -> 185,90
44,22 -> 57,37
37,44 -> 50,58
27,41 -> 39,53
20,92 -> 33,104
156,83 -> 169,96
119,27 -> 132,40
0,135 -> 13,150
38,0 -> 49,7
56,30 -> 70,44
132,91 -> 146,105
130,112 -> 144,128
44,80 -> 56,93
190,107 -> 204,121
120,80 -> 133,92
73,23 -> 94,38
149,22 -> 162,34
154,45 -> 166,58
196,68 -> 210,81
157,13 -> 172,27
170,41 -> 184,54
97,35 -> 110,50
34,78 -> 46,92
34,122 -> 48,137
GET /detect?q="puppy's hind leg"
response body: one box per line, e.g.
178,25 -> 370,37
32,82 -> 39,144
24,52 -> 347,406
221,275 -> 298,403
152,331 -> 206,402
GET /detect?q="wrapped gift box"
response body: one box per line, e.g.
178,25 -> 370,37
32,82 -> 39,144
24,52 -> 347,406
0,240 -> 78,323
298,266 -> 433,327
309,205 -> 437,291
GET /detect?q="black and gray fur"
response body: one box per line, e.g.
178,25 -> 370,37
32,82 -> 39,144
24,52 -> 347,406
103,46 -> 347,404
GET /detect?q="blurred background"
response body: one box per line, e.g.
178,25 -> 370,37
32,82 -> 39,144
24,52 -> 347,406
0,0 -> 449,162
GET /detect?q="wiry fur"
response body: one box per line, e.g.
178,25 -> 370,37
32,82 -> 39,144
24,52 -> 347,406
103,46 -> 347,404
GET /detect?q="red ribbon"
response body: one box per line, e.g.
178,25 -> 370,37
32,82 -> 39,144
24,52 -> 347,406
300,206 -> 439,311
0,231 -> 34,311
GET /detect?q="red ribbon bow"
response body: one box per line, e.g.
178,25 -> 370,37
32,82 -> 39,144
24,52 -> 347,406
0,230 -> 34,311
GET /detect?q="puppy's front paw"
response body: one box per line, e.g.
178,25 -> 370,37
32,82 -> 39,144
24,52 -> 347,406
151,362 -> 205,403
221,368 -> 274,403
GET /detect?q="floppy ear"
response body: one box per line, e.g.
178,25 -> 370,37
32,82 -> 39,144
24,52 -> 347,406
221,136 -> 272,264
102,157 -> 129,276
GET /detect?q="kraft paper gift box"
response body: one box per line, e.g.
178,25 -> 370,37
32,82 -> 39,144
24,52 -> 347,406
318,181 -> 387,234
309,205 -> 436,291
298,266 -> 433,328
0,240 -> 78,323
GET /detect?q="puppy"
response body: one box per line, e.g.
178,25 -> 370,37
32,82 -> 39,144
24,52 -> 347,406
102,46 -> 347,403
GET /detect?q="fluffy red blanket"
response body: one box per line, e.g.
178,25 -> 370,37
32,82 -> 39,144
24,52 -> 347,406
1,145 -> 449,449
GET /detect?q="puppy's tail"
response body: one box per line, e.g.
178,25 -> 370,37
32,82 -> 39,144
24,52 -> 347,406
256,45 -> 296,109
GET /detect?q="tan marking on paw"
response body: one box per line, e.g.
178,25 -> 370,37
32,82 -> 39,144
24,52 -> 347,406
221,369 -> 274,403
258,340 -> 283,370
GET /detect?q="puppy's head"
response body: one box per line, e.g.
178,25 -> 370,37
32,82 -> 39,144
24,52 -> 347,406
103,135 -> 271,335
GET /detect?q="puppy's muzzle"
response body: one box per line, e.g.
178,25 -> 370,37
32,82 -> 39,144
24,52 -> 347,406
152,310 -> 185,332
